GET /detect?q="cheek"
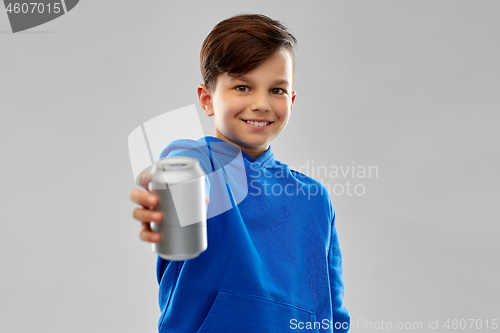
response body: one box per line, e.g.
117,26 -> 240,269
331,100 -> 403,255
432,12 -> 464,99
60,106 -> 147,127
273,100 -> 291,119
223,100 -> 246,119
227,96 -> 247,110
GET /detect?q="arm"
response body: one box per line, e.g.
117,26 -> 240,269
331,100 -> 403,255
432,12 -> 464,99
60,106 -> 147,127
328,210 -> 350,332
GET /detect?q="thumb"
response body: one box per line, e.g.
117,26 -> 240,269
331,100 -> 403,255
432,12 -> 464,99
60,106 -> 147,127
138,171 -> 152,190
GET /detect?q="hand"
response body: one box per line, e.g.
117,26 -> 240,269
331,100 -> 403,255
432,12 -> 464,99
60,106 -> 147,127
129,170 -> 209,243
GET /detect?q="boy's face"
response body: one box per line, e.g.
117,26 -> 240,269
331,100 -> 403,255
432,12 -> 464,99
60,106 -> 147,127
198,49 -> 296,159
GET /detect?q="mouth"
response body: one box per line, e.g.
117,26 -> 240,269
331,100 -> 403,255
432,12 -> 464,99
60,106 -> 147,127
241,119 -> 274,129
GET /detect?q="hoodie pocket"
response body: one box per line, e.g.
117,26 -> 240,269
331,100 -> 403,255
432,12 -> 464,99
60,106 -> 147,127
197,290 -> 319,333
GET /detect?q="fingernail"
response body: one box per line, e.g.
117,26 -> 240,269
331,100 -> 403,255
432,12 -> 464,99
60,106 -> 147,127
148,196 -> 156,205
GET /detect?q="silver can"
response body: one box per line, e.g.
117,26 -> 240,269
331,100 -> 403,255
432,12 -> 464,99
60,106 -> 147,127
148,156 -> 207,260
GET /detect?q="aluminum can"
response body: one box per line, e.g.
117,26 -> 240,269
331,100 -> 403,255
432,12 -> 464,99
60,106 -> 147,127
148,156 -> 207,260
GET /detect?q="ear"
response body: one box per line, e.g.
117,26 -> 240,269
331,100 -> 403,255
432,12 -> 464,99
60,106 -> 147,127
197,84 -> 214,117
290,91 -> 297,112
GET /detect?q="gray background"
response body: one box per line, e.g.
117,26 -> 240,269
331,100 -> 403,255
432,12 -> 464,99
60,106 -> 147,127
1,1 -> 498,332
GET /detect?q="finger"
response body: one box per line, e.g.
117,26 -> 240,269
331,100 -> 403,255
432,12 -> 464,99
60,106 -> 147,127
133,207 -> 163,223
139,222 -> 161,243
130,189 -> 158,208
206,196 -> 210,205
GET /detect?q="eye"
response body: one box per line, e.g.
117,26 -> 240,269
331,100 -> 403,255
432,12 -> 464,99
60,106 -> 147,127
236,85 -> 249,92
271,88 -> 285,95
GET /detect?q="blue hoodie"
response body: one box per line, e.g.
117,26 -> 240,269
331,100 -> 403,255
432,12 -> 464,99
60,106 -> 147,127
156,136 -> 349,332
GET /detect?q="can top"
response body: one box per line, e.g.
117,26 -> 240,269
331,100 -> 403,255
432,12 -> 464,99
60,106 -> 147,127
157,156 -> 199,171
150,156 -> 204,186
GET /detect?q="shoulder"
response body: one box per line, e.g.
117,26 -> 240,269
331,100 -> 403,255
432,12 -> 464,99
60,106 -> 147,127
274,159 -> 334,219
276,159 -> 326,187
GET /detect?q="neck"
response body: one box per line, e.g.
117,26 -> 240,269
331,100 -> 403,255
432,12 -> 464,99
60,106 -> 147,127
212,132 -> 268,160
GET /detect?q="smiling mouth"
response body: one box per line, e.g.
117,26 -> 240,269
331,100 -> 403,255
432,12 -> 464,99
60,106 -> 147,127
241,119 -> 274,127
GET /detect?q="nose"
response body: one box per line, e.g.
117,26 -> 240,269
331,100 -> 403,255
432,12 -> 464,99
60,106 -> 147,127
250,90 -> 271,112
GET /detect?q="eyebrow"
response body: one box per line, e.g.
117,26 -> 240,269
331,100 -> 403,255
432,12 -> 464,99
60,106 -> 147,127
231,76 -> 289,86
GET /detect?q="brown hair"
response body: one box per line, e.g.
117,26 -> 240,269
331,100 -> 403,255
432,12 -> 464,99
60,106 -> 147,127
200,14 -> 297,93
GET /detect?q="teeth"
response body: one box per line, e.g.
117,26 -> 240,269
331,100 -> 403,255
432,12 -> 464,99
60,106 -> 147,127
246,120 -> 269,127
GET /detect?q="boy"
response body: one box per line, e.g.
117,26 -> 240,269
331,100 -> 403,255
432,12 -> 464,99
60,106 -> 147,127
130,14 -> 350,332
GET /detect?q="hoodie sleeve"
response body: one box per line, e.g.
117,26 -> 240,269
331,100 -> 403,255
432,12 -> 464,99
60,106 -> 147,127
328,209 -> 351,332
